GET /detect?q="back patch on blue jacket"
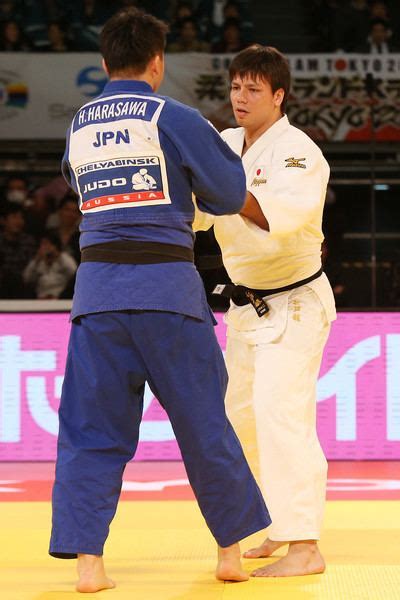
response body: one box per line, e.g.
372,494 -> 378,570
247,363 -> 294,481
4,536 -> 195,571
76,155 -> 169,211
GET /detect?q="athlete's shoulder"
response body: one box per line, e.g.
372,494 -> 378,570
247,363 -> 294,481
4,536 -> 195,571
157,93 -> 204,121
156,94 -> 222,143
220,126 -> 244,143
283,120 -> 322,154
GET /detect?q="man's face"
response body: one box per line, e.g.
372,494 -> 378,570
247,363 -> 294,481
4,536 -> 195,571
230,74 -> 283,131
6,177 -> 28,204
181,21 -> 197,43
371,23 -> 387,44
4,211 -> 24,235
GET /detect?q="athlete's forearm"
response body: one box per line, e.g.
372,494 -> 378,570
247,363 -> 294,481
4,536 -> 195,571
240,191 -> 270,231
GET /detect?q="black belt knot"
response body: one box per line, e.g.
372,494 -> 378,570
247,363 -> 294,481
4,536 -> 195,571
213,268 -> 323,317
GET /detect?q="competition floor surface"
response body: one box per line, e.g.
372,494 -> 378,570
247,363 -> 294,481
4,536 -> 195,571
1,461 -> 399,600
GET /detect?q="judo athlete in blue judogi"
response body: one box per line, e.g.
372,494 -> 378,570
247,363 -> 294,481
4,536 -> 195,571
49,7 -> 270,593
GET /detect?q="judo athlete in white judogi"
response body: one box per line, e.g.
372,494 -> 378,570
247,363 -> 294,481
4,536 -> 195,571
194,45 -> 336,577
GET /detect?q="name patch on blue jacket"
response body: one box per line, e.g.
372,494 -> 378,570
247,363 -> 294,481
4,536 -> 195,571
73,97 -> 161,132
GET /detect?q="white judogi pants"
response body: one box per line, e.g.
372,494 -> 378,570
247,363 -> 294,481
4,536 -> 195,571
225,284 -> 331,541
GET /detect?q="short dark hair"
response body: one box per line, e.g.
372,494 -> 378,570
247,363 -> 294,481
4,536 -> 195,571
1,201 -> 24,218
100,7 -> 168,76
42,230 -> 62,251
229,44 -> 291,113
179,17 -> 199,33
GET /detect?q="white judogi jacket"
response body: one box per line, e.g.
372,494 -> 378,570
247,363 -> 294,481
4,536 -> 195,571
194,115 -> 336,331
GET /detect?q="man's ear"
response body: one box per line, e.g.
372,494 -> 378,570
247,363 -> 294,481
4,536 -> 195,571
274,88 -> 285,108
151,53 -> 163,77
102,58 -> 109,76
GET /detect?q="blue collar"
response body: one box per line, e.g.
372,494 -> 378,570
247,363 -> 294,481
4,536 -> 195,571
101,80 -> 154,96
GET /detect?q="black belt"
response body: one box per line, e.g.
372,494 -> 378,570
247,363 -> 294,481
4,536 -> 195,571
81,240 -> 194,264
212,268 -> 323,317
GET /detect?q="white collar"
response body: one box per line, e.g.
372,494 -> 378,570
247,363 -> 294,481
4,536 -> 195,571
240,114 -> 290,167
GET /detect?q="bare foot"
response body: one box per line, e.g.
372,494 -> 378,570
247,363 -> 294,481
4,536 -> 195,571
76,554 -> 116,593
243,537 -> 287,558
251,541 -> 326,577
215,543 -> 249,582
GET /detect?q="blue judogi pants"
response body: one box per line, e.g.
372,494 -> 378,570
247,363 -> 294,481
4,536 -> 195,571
49,310 -> 270,557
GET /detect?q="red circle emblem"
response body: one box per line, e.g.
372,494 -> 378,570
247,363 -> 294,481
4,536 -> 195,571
335,59 -> 347,71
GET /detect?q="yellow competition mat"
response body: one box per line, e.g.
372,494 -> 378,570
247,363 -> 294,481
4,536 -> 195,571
1,500 -> 399,600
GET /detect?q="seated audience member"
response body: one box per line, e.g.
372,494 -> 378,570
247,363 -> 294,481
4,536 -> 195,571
46,194 -> 81,263
23,231 -> 77,299
30,175 -> 70,211
23,176 -> 70,239
44,20 -> 72,51
0,19 -> 31,50
66,0 -> 116,51
167,17 -> 210,52
24,187 -> 53,240
0,203 -> 37,298
370,0 -> 391,23
168,1 -> 195,44
0,0 -> 20,22
20,0 -> 55,50
3,175 -> 31,207
211,18 -> 247,53
356,17 -> 398,52
197,0 -> 253,44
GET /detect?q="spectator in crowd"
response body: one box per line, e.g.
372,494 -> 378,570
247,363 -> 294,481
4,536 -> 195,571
221,0 -> 253,41
20,0 -> 59,50
332,0 -> 371,52
356,17 -> 398,52
211,18 -> 247,53
44,20 -> 72,51
66,0 -> 116,51
197,0 -> 253,44
168,1 -> 195,44
0,19 -> 31,51
23,231 -> 77,299
29,174 -> 70,211
370,0 -> 391,22
24,187 -> 53,240
46,195 -> 81,263
0,0 -> 20,23
167,17 -> 210,52
23,175 -> 70,239
3,176 -> 31,207
0,203 -> 37,298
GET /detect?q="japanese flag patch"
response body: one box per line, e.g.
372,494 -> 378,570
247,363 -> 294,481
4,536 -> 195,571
251,166 -> 267,187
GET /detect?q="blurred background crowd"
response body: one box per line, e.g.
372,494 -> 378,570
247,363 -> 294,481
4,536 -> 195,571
1,0 -> 400,54
0,1 -> 399,306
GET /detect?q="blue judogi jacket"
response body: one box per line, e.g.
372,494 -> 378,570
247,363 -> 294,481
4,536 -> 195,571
62,80 -> 246,320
